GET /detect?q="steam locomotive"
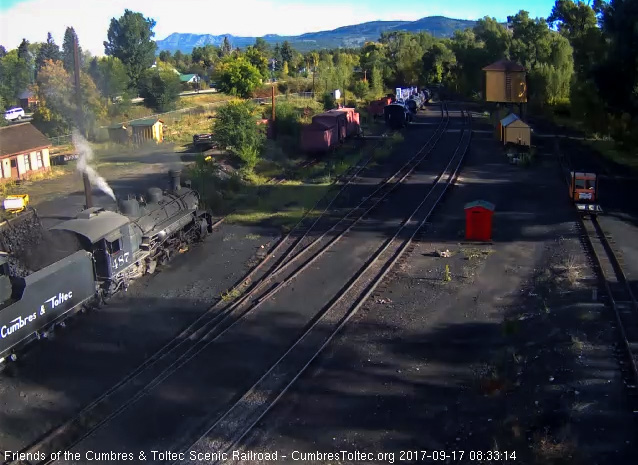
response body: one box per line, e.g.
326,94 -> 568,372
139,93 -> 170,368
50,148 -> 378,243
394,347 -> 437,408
384,88 -> 428,129
0,170 -> 213,365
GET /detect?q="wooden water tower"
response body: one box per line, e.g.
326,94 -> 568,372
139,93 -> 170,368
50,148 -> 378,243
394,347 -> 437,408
483,59 -> 527,103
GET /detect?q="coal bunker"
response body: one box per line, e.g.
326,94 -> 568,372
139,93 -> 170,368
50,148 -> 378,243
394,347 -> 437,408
0,212 -> 83,277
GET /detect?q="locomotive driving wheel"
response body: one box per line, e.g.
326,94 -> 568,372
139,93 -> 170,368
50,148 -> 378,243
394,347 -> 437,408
158,249 -> 171,266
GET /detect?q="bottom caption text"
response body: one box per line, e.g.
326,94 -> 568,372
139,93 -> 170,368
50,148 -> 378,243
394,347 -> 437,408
5,449 -> 518,463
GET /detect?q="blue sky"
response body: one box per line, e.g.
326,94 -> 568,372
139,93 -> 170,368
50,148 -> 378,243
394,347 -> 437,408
0,0 -> 557,56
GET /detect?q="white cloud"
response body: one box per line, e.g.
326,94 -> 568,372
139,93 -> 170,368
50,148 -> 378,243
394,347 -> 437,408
0,0 -> 463,56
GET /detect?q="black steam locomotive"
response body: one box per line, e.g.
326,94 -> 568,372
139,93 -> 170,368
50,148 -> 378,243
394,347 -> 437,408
0,170 -> 213,364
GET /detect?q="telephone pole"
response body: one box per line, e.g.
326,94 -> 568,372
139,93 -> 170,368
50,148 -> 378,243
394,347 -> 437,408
74,35 -> 92,208
271,84 -> 276,140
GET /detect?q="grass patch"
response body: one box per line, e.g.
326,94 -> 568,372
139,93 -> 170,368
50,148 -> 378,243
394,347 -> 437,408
220,287 -> 242,302
461,247 -> 493,260
587,139 -> 638,172
244,233 -> 261,240
532,432 -> 580,465
163,111 -> 217,146
556,255 -> 582,286
226,183 -> 329,228
0,167 -> 74,197
176,92 -> 232,109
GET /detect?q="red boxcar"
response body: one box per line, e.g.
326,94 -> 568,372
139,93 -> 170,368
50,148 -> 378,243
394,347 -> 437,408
300,121 -> 338,153
368,98 -> 393,118
301,108 -> 361,153
312,111 -> 347,142
335,108 -> 361,136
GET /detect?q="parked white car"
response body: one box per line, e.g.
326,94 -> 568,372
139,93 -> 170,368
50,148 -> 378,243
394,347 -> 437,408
4,107 -> 25,121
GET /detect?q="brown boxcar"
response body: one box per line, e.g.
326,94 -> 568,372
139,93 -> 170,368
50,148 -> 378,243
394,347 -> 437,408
300,121 -> 338,153
313,111 -> 347,142
337,108 -> 361,136
368,100 -> 385,118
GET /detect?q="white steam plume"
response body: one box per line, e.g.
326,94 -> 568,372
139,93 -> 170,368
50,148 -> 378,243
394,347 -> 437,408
72,129 -> 116,201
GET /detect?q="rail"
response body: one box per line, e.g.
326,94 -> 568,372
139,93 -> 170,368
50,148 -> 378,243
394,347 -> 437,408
178,108 -> 472,462
6,104 -> 448,465
558,142 -> 638,412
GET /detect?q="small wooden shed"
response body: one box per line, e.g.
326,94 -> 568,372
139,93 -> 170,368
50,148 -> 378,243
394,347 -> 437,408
499,113 -> 531,147
106,123 -> 129,144
130,118 -> 164,144
483,59 -> 527,103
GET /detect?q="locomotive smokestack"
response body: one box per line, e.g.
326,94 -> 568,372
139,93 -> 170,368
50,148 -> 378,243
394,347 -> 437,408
169,169 -> 181,193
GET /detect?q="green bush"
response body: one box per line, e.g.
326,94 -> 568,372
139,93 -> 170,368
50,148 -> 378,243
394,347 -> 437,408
285,77 -> 313,94
215,57 -> 262,98
322,92 -> 336,111
351,80 -> 369,99
212,100 -> 266,172
138,69 -> 182,112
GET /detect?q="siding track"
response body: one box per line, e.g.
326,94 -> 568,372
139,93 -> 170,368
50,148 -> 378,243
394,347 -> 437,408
6,105 -> 450,465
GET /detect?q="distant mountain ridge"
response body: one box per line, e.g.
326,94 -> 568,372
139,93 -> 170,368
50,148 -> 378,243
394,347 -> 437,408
156,16 -> 477,53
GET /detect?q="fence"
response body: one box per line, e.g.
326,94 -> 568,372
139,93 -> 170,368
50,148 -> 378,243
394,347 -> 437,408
50,134 -> 73,146
50,92 -> 318,146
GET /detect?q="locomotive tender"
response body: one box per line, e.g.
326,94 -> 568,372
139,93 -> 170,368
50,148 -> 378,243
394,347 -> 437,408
0,170 -> 213,364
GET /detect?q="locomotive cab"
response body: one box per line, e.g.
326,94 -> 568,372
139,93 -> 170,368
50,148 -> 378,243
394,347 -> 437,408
50,208 -> 141,292
569,171 -> 602,215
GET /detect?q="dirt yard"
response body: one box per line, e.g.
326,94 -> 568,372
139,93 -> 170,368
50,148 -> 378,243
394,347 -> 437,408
233,116 -> 637,464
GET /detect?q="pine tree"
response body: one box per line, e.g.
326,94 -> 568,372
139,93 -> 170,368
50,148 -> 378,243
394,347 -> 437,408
17,39 -> 30,60
221,36 -> 232,56
36,33 -> 61,74
62,27 -> 82,72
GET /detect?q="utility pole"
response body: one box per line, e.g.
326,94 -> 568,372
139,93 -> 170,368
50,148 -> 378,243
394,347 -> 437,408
74,35 -> 92,208
271,84 -> 276,140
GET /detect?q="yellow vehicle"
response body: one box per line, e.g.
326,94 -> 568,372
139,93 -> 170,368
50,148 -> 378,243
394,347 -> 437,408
2,194 -> 29,213
569,172 -> 602,214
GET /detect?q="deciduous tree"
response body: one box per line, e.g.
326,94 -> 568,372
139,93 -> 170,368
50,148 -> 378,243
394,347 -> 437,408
91,57 -> 129,103
595,0 -> 638,114
138,68 -> 181,112
34,59 -> 105,133
104,9 -> 157,90
244,46 -> 268,78
214,56 -> 262,98
0,50 -> 31,103
212,100 -> 265,171
421,42 -> 456,85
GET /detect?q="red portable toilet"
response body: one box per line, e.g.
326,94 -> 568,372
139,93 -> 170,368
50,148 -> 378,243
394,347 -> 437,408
464,200 -> 495,241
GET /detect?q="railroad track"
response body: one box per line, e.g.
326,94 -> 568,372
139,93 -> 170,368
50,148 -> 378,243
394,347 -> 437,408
177,108 -> 472,464
558,148 -> 638,416
5,105 -> 448,465
577,216 -> 638,402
